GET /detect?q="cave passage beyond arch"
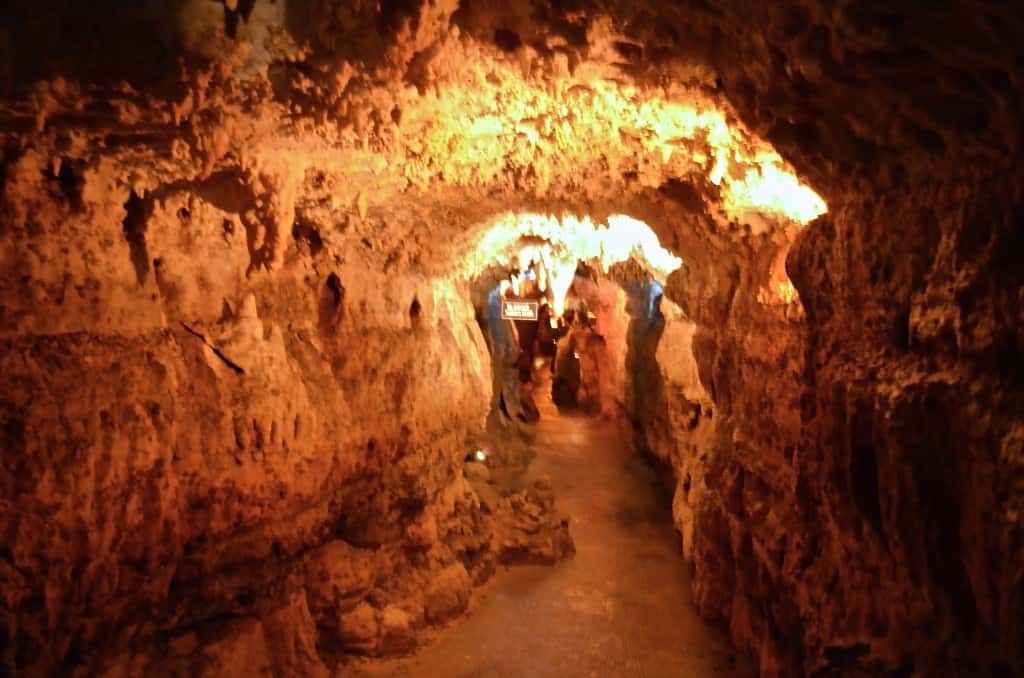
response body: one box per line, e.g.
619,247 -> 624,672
465,211 -> 690,435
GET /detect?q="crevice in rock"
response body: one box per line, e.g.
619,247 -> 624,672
409,297 -> 422,328
293,218 -> 324,256
43,158 -> 81,208
180,323 -> 245,375
121,190 -> 153,286
850,407 -> 884,535
318,272 -> 345,335
223,0 -> 256,39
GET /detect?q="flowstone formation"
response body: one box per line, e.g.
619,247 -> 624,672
1,1 -> 1021,676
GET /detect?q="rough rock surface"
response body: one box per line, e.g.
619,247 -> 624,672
0,1 -> 1021,676
629,3 -> 1024,675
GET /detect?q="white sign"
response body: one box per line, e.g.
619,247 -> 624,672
501,299 -> 539,321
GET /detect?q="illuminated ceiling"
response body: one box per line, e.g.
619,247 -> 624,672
460,212 -> 681,316
330,20 -> 827,228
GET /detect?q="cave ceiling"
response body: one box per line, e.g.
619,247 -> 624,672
0,0 -> 847,283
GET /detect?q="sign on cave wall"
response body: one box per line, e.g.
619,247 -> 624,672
501,299 -> 539,321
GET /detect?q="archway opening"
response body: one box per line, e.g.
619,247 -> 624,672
463,212 -> 692,472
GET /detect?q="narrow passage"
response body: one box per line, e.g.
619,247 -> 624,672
355,390 -> 750,677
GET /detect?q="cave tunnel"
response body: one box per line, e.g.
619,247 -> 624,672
473,214 -> 682,437
0,2 -> 1022,677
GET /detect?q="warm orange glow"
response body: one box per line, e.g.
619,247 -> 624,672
757,245 -> 802,306
774,281 -> 799,305
462,212 -> 682,317
725,162 -> 827,224
386,41 -> 827,226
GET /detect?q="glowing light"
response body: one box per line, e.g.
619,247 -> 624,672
757,245 -> 802,306
547,257 -> 578,318
757,280 -> 800,306
460,212 -> 684,318
776,281 -> 798,305
393,45 -> 828,226
604,215 -> 683,274
474,450 -> 487,462
725,163 -> 827,224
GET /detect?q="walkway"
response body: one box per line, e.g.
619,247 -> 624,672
352,392 -> 750,677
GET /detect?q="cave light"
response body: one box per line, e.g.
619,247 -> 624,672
401,44 -> 828,226
464,212 -> 683,318
438,41 -> 827,315
725,162 -> 827,224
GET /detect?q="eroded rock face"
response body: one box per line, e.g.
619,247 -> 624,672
0,229 -> 495,668
626,2 -> 1024,676
0,1 -> 1021,676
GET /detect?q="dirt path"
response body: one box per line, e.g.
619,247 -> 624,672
351,394 -> 750,677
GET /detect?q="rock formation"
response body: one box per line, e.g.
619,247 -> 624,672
0,1 -> 1020,676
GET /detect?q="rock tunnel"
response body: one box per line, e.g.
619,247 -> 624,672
0,2 -> 1022,676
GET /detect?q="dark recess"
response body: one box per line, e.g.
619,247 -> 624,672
409,298 -> 422,328
850,407 -> 884,535
823,643 -> 870,668
613,41 -> 643,63
326,273 -> 344,308
224,0 -> 257,39
293,220 -> 324,256
377,0 -> 422,36
493,28 -> 522,51
44,159 -> 82,209
318,272 -> 345,334
122,190 -> 153,286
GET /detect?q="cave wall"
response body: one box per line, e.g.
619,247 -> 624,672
701,4 -> 1022,674
627,201 -> 809,673
623,1 -> 1024,674
0,133 -> 503,673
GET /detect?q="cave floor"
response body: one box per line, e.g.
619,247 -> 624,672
351,391 -> 749,678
